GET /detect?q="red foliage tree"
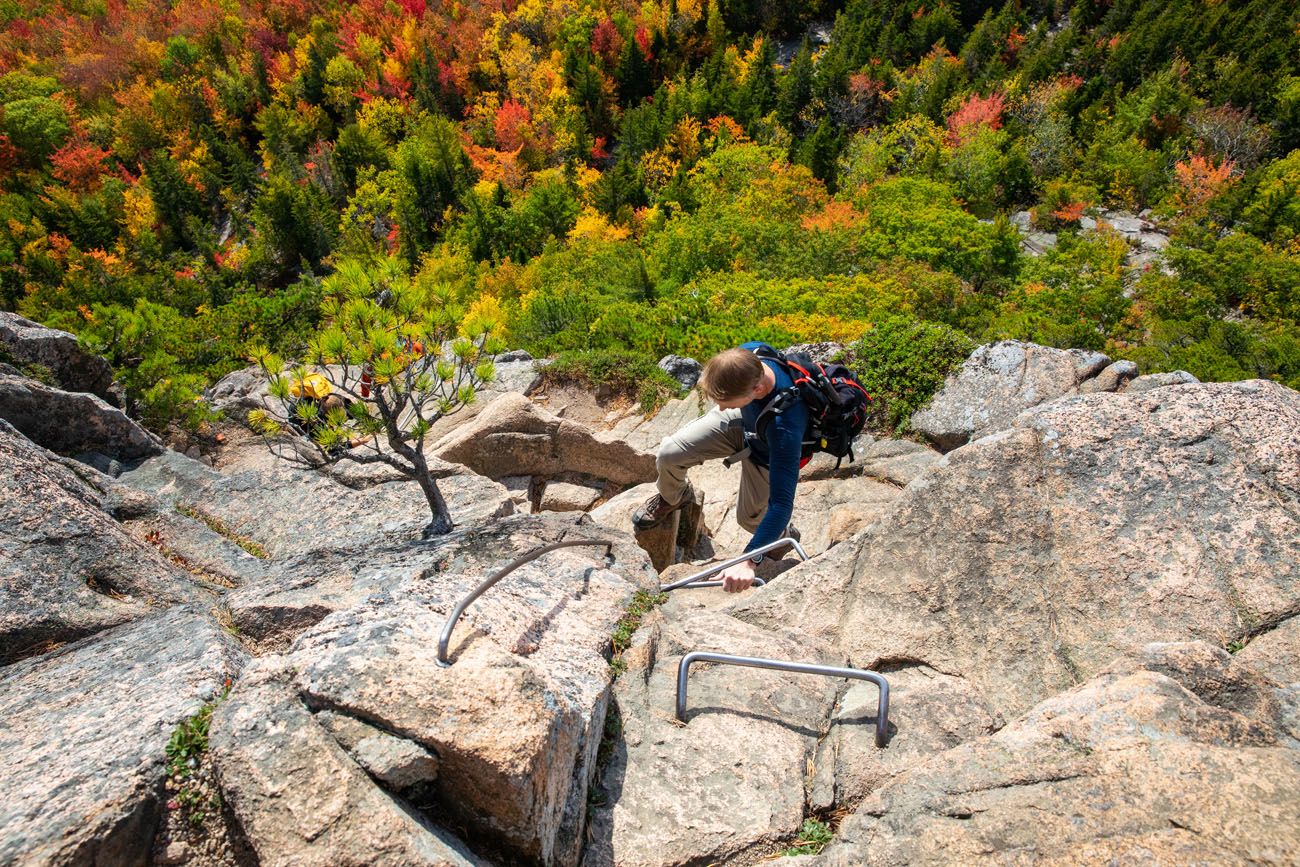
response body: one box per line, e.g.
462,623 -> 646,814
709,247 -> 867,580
50,140 -> 110,192
634,25 -> 652,61
1173,154 -> 1238,213
947,91 -> 1005,146
495,99 -> 532,152
591,18 -> 622,68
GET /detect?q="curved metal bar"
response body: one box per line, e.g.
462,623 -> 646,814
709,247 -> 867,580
659,536 -> 808,592
436,539 -> 614,667
675,651 -> 890,748
674,576 -> 766,589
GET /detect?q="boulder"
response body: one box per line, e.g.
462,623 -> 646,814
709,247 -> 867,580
203,365 -> 274,415
656,354 -> 702,391
489,357 -> 545,394
538,481 -> 602,512
211,673 -> 476,867
1078,358 -> 1139,393
0,422 -> 205,665
584,610 -> 841,867
433,393 -> 656,486
212,516 -> 657,867
910,341 -> 1111,452
782,342 -> 845,364
0,608 -> 245,865
606,390 -> 707,454
0,312 -> 117,403
812,645 -> 1300,866
1236,616 -> 1300,687
0,375 -> 162,461
497,349 -> 533,362
1126,369 -> 1200,394
814,380 -> 1300,720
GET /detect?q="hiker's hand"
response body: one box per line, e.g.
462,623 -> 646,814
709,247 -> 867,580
719,560 -> 756,593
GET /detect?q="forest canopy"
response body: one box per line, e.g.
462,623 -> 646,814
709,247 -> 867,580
2,0 -> 1298,429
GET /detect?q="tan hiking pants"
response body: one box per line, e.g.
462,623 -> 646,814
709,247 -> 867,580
655,407 -> 771,533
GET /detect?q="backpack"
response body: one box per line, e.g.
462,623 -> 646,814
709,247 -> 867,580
751,346 -> 872,469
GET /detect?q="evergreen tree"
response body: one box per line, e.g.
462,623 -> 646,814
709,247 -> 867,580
252,173 -> 338,277
394,117 -> 474,263
777,39 -> 814,133
592,154 -> 647,220
795,117 -> 843,190
735,37 -> 777,129
616,37 -> 654,106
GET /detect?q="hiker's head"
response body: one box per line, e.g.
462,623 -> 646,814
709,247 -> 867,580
700,348 -> 765,408
321,394 -> 346,415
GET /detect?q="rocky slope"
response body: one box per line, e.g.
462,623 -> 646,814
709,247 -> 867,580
1,322 -> 1296,866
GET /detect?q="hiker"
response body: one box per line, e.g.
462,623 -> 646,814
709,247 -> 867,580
632,342 -> 810,593
288,373 -> 367,451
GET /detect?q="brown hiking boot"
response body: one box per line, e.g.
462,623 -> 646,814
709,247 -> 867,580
632,484 -> 695,531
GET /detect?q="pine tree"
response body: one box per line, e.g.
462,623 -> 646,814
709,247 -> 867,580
249,257 -> 503,537
777,39 -> 814,133
616,36 -> 654,106
394,117 -> 474,263
735,37 -> 777,129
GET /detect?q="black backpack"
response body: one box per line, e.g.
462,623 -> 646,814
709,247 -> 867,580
751,346 -> 872,469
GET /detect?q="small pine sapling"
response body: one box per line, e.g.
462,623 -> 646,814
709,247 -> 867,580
248,256 -> 502,536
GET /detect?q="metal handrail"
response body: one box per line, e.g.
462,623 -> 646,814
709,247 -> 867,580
675,651 -> 890,748
659,536 -> 809,591
436,539 -> 614,667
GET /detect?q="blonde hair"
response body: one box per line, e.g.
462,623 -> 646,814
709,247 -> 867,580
699,348 -> 763,402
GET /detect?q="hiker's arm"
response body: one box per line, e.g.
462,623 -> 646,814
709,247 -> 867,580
744,402 -> 805,554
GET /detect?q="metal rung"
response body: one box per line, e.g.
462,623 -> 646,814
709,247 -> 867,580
659,536 -> 808,592
436,539 -> 614,667
671,576 -> 766,589
675,651 -> 890,748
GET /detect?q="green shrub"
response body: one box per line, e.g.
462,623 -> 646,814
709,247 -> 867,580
541,349 -> 685,414
849,316 -> 974,433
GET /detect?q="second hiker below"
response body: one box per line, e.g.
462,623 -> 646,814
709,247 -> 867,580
633,342 -> 809,593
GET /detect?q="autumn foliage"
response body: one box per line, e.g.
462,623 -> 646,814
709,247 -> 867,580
947,91 -> 1005,146
0,0 -> 1295,433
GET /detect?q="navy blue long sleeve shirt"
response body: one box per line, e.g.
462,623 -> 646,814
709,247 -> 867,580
739,342 -> 807,553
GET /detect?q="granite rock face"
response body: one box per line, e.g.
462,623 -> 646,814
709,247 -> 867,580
0,422 -> 205,664
0,374 -> 162,460
584,610 -> 840,867
210,515 -> 657,867
122,448 -> 513,558
831,381 -> 1300,719
606,390 -> 707,454
910,341 -> 1113,451
212,673 -> 477,867
0,312 -> 118,403
811,644 -> 1300,866
0,608 -> 245,866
